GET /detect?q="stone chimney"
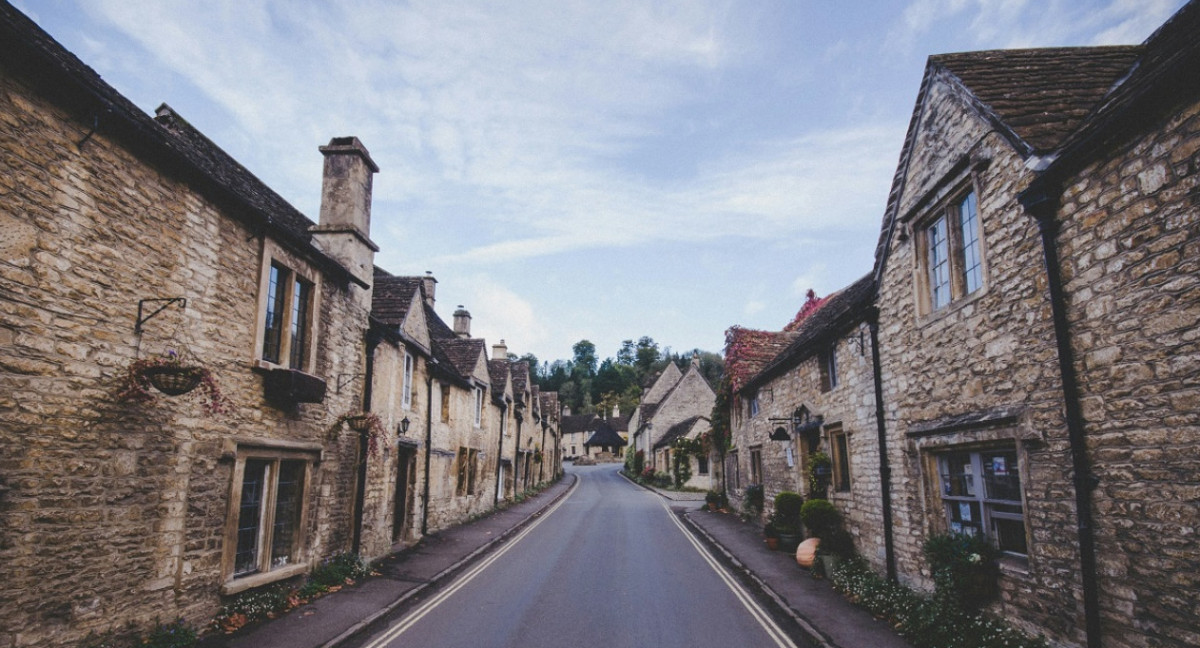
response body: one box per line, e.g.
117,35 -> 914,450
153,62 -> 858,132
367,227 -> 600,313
421,271 -> 437,308
453,306 -> 471,338
492,339 -> 508,361
311,136 -> 379,286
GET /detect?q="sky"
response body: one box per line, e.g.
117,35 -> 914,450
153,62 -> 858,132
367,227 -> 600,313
18,0 -> 1187,365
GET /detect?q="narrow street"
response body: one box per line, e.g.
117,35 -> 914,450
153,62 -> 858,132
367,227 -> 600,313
349,465 -> 809,648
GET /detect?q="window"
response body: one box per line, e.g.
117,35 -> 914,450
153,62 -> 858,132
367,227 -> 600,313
440,384 -> 451,422
258,252 -> 318,371
829,425 -> 850,492
919,189 -> 984,312
749,445 -> 763,485
749,392 -> 760,417
401,353 -> 414,410
456,447 -> 479,496
473,387 -> 484,428
226,447 -> 315,585
937,446 -> 1026,555
729,450 -> 740,489
697,455 -> 709,475
820,343 -> 838,392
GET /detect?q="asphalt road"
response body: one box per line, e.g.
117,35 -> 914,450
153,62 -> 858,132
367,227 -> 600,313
350,464 -> 808,648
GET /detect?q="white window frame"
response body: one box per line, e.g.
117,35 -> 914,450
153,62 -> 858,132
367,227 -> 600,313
402,352 -> 414,410
473,386 -> 484,428
936,446 -> 1027,556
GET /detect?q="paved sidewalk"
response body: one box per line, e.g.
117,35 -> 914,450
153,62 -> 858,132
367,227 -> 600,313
200,475 -> 577,648
680,505 -> 913,648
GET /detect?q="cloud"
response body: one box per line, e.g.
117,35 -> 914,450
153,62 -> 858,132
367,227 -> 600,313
452,274 -> 549,358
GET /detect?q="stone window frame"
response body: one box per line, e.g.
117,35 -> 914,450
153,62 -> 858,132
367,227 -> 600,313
819,343 -> 839,392
828,423 -> 851,492
220,438 -> 320,595
934,445 -> 1027,556
911,179 -> 988,318
440,382 -> 451,422
749,445 -> 764,485
254,240 -> 322,372
455,447 -> 479,496
908,413 -> 1035,564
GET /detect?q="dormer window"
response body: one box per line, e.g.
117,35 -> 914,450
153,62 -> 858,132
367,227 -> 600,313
401,353 -> 414,410
473,386 -> 484,428
256,246 -> 319,373
918,189 -> 984,313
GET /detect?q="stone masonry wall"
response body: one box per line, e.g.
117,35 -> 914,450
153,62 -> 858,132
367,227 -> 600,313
1053,95 -> 1200,648
874,73 -> 1088,645
0,64 -> 369,647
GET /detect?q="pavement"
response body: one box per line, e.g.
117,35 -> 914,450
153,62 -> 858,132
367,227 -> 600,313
201,467 -> 910,648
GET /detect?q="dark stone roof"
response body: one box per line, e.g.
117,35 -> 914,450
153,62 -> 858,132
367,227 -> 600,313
935,46 -> 1142,153
584,421 -> 627,447
561,414 -> 599,435
371,268 -> 424,327
540,392 -> 559,421
653,416 -> 706,450
510,361 -> 530,396
487,359 -> 510,405
744,274 -> 875,392
426,304 -> 457,341
609,412 -> 632,433
0,4 -> 361,286
437,338 -> 486,383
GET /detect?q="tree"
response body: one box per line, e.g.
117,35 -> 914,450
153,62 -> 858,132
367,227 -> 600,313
571,340 -> 598,378
635,336 -> 660,375
617,339 -> 636,366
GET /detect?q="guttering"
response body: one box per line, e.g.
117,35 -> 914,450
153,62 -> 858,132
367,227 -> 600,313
494,403 -> 508,503
866,307 -> 897,581
420,360 -> 436,535
1019,187 -> 1102,648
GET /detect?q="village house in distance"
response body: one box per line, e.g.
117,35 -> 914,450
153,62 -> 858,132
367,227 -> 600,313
0,3 -> 560,646
722,3 -> 1200,648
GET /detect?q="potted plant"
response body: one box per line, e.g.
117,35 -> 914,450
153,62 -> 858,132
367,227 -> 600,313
118,349 -> 228,414
743,484 -> 765,520
705,490 -> 721,511
763,520 -> 780,551
800,498 -> 854,574
773,491 -> 805,552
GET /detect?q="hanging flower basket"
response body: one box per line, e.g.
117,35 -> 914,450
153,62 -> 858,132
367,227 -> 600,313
329,412 -> 388,459
118,350 -> 228,415
346,415 -> 373,432
143,365 -> 203,396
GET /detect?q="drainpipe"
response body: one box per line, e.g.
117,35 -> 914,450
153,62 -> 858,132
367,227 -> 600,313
353,330 -> 383,554
513,410 -> 523,493
420,364 -> 435,535
1021,188 -> 1102,648
494,403 -> 508,503
866,309 -> 897,582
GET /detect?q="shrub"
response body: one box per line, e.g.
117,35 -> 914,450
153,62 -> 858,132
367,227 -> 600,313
923,532 -> 1000,609
743,484 -> 764,516
799,498 -> 840,537
631,449 -> 645,476
143,619 -> 198,648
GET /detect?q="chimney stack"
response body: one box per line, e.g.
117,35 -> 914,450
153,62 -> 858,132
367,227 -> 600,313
421,271 -> 437,308
311,136 -> 379,286
492,339 -> 508,361
453,306 -> 471,338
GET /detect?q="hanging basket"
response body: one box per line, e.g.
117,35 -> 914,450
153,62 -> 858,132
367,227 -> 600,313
346,415 -> 373,432
142,366 -> 203,396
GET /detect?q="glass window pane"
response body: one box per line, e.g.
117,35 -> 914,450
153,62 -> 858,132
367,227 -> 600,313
262,265 -> 286,363
941,452 -> 975,497
947,500 -> 982,536
993,517 -> 1027,555
289,278 -> 310,370
927,216 -> 951,309
959,192 -> 983,294
235,460 -> 268,576
270,460 -> 305,568
982,449 -> 1021,501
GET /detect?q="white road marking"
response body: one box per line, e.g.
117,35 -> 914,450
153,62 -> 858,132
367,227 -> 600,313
360,478 -> 579,648
658,498 -> 800,648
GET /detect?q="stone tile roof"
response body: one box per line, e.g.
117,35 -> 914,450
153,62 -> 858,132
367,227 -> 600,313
745,274 -> 875,392
725,328 -> 798,394
653,415 -> 706,450
487,359 -> 510,404
935,46 -> 1142,153
426,305 -> 457,342
510,361 -> 530,396
609,412 -> 632,433
370,268 -> 424,328
561,414 -> 599,435
437,338 -> 486,383
0,5 -> 361,285
584,421 -> 627,447
540,392 -> 559,421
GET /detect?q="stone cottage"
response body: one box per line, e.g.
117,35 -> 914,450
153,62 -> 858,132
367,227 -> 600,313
627,356 -> 717,471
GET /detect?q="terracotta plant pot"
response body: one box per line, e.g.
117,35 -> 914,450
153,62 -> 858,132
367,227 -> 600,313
765,537 -> 780,551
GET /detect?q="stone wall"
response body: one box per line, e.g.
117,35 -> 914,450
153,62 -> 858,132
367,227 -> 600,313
1053,94 -> 1200,648
0,62 -> 370,646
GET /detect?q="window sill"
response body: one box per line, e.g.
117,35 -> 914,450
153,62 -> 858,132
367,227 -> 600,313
916,287 -> 988,327
221,562 -> 308,596
998,554 -> 1030,576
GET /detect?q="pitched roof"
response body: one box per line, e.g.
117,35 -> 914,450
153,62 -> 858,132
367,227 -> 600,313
510,361 -> 530,396
745,274 -> 875,392
935,46 -> 1142,153
725,328 -> 798,394
437,338 -> 486,383
371,268 -> 424,327
0,5 -> 362,286
487,359 -> 510,404
561,414 -> 599,435
540,392 -> 560,422
653,416 -> 706,449
584,421 -> 627,447
609,412 -> 632,433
